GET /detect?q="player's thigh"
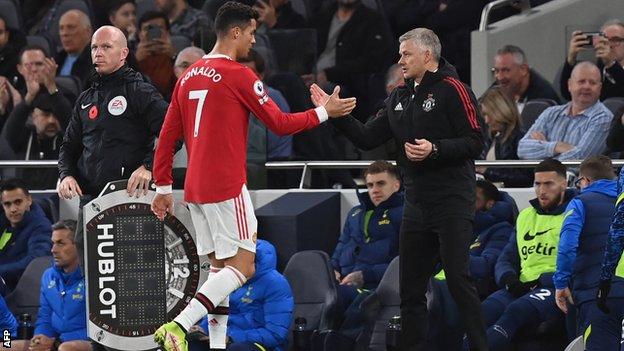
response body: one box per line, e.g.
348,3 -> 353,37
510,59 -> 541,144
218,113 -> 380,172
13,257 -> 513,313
189,202 -> 216,256
207,186 -> 257,261
57,340 -> 93,351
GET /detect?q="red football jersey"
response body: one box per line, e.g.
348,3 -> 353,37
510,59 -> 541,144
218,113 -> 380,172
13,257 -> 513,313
153,54 -> 326,203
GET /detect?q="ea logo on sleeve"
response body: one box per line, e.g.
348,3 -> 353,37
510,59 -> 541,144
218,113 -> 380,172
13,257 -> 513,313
108,96 -> 128,116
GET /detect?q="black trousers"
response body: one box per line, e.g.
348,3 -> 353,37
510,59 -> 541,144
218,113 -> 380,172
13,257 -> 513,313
399,201 -> 487,351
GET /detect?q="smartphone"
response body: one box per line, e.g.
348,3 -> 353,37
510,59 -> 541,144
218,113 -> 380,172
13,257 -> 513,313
146,24 -> 162,41
581,31 -> 605,47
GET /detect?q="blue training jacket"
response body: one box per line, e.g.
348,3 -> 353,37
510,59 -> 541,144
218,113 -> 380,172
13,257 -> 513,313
34,264 -> 87,342
555,179 -> 624,304
331,190 -> 403,289
200,240 -> 294,351
601,168 -> 624,282
0,294 -> 17,337
0,203 -> 52,290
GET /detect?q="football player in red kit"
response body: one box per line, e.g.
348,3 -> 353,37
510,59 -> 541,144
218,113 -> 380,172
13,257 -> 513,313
150,2 -> 356,350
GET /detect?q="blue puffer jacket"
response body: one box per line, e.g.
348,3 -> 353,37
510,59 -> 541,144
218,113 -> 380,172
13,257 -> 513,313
199,240 -> 294,351
0,294 -> 17,337
34,264 -> 87,342
331,191 -> 403,289
0,203 -> 52,290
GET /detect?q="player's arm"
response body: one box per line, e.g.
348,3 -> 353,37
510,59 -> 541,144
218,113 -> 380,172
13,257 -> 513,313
234,67 -> 333,135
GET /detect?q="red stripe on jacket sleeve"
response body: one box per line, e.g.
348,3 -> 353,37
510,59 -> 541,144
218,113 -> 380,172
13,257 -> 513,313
443,77 -> 480,131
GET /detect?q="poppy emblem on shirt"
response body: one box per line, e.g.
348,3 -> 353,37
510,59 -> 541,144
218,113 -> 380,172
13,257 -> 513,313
88,105 -> 98,120
422,94 -> 435,112
108,95 -> 127,116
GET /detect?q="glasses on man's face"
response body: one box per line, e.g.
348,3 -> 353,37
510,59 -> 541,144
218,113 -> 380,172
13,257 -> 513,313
606,36 -> 624,45
574,176 -> 588,189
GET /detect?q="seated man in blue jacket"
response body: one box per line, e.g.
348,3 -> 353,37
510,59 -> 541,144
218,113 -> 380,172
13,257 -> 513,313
477,159 -> 576,351
0,179 -> 52,295
12,219 -> 90,351
554,155 -> 624,350
331,160 -> 403,312
189,239 -> 293,351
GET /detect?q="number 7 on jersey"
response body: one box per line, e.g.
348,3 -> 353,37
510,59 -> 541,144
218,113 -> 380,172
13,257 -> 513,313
189,89 -> 208,137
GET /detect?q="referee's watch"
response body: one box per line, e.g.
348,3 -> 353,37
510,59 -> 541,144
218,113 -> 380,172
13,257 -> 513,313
429,142 -> 439,159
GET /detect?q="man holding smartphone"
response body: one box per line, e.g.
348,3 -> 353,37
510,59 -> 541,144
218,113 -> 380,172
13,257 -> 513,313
135,11 -> 177,99
560,19 -> 624,100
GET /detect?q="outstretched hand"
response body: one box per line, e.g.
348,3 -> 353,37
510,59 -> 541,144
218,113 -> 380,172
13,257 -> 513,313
309,84 -> 356,118
151,193 -> 174,221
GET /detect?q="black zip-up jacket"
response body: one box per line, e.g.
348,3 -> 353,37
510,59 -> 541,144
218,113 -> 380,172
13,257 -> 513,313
332,58 -> 484,220
58,65 -> 168,196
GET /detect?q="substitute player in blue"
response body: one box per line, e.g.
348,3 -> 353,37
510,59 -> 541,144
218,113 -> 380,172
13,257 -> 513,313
596,162 -> 624,350
477,159 -> 575,350
554,156 -> 624,350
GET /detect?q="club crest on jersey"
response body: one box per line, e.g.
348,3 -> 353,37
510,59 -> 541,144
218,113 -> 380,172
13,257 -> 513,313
108,95 -> 127,116
422,94 -> 435,112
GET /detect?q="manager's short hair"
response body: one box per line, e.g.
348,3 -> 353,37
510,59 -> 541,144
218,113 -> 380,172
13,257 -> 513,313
399,28 -> 441,62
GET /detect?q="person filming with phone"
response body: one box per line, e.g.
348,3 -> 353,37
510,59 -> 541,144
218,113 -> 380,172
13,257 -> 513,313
560,19 -> 624,100
135,11 -> 177,99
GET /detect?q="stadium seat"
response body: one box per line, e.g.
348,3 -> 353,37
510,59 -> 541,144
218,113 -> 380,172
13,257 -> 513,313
0,0 -> 21,30
290,0 -> 308,20
563,336 -> 583,351
267,28 -> 317,76
27,35 -> 53,56
170,35 -> 191,55
520,98 -> 557,129
357,256 -> 400,350
603,96 -> 624,116
5,256 -> 53,325
362,0 -> 378,9
32,193 -> 60,224
283,250 -> 339,343
55,75 -> 82,99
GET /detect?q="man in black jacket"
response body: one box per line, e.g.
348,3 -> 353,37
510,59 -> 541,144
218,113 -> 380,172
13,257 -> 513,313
311,28 -> 487,350
58,25 -> 167,219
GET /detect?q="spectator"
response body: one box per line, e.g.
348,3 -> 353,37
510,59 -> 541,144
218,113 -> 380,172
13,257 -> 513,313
0,78 -> 22,136
107,0 -> 138,49
327,160 -> 403,344
431,179 -> 515,350
155,0 -> 213,41
492,45 -> 561,111
606,108 -> 624,153
553,156 -> 623,350
0,14 -> 27,88
171,46 -> 205,188
135,11 -> 177,99
56,10 -> 94,88
477,159 -> 574,350
2,52 -> 71,190
384,63 -> 404,95
0,294 -> 17,340
517,62 -> 612,160
478,87 -> 532,187
304,0 -> 392,114
0,179 -> 52,295
188,240 -> 294,351
252,0 -> 307,30
11,220 -> 90,351
561,20 -> 624,101
239,48 -> 294,184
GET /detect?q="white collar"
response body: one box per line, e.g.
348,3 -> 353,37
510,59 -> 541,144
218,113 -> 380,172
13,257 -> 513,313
202,54 -> 233,60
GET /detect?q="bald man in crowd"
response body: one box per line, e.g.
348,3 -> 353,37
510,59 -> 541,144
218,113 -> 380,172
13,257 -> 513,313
56,10 -> 94,87
518,61 -> 613,161
58,25 -> 168,255
173,46 -> 205,78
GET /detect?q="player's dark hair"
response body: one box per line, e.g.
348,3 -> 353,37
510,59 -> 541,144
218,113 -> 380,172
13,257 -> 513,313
580,155 -> 616,181
0,178 -> 30,197
239,48 -> 265,75
214,1 -> 259,37
476,179 -> 501,202
534,158 -> 567,178
363,160 -> 399,179
52,219 -> 78,242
